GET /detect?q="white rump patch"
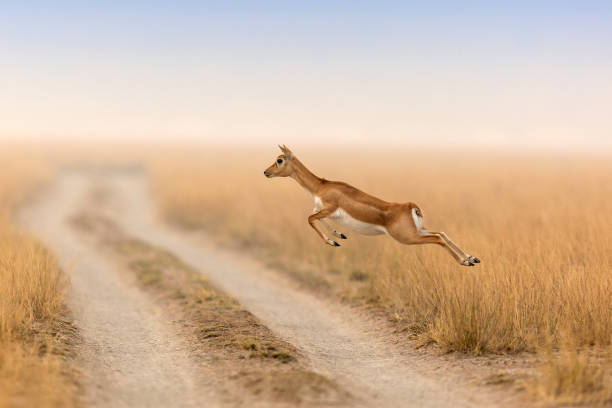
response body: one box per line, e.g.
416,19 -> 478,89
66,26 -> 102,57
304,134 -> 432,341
329,208 -> 387,236
412,208 -> 425,233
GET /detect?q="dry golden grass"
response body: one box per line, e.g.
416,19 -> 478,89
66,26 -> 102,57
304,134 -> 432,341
531,345 -> 611,405
150,147 -> 612,404
0,230 -> 65,337
0,150 -> 78,408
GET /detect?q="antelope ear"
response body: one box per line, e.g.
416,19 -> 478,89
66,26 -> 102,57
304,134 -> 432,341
281,144 -> 294,160
278,144 -> 294,160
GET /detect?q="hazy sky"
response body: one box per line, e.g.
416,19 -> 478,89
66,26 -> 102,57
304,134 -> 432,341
1,1 -> 611,150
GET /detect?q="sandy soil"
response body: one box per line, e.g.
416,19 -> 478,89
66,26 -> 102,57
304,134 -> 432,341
20,169 -> 527,407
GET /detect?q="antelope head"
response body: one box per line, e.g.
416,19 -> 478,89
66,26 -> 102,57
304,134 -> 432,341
263,145 -> 295,178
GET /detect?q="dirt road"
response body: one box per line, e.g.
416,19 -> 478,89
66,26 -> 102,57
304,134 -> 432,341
20,172 -> 218,408
21,170 -> 521,407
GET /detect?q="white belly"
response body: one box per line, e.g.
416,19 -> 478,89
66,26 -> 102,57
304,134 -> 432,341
329,208 -> 387,236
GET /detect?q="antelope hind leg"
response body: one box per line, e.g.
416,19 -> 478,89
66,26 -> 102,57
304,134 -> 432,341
320,219 -> 348,239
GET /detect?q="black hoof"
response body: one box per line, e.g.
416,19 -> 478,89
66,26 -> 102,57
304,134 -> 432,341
472,258 -> 480,263
333,241 -> 340,247
340,233 -> 347,239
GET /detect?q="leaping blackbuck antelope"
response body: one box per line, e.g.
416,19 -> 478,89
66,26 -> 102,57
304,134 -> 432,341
263,145 -> 480,266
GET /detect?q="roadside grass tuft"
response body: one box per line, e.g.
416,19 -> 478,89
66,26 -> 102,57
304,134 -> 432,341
0,151 -> 79,407
529,346 -> 612,405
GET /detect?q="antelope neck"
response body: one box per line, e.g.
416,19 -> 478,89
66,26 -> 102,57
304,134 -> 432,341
290,159 -> 323,194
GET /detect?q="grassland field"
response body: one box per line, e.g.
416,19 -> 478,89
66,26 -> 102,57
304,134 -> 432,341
1,144 -> 611,406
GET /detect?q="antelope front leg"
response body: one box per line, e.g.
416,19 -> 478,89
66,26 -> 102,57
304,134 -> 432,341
440,232 -> 480,265
308,208 -> 341,247
320,219 -> 348,240
426,230 -> 480,266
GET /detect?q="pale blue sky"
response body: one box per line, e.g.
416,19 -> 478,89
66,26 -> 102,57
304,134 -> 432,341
1,1 -> 611,150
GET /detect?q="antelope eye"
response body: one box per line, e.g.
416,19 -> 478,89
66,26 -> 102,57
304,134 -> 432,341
277,158 -> 283,164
